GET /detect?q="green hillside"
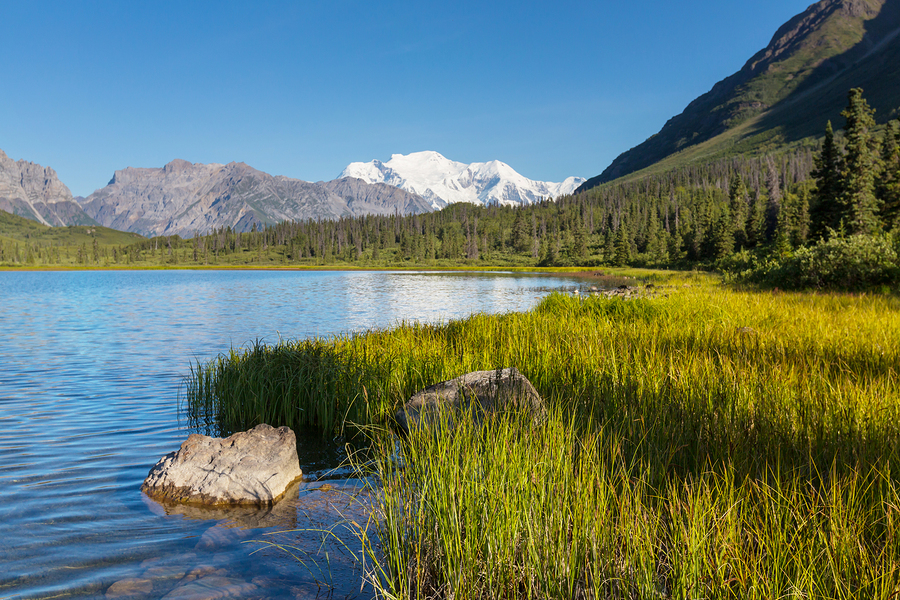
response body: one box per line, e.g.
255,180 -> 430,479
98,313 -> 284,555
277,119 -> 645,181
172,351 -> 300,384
580,0 -> 900,190
0,210 -> 144,245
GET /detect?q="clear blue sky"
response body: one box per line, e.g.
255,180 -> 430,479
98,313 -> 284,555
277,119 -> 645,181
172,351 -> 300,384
1,0 -> 813,197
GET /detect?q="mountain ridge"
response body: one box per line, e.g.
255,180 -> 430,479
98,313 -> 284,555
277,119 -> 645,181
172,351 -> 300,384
579,0 -> 900,191
0,149 -> 98,227
340,151 -> 585,209
78,159 -> 432,238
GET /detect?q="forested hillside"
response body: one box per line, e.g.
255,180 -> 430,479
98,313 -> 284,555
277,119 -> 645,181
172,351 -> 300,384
0,143 -> 823,269
5,90 -> 898,293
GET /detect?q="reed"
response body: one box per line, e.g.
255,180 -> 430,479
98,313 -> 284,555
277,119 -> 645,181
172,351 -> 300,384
184,280 -> 900,597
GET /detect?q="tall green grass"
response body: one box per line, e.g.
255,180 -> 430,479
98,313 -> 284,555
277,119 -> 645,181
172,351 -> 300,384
367,408 -> 900,599
185,283 -> 900,597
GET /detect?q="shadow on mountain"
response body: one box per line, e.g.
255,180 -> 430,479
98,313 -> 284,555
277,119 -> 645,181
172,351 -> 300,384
579,0 -> 900,191
749,0 -> 900,144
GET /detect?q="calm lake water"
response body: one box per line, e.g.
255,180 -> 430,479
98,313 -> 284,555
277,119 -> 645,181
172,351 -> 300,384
0,269 -> 582,599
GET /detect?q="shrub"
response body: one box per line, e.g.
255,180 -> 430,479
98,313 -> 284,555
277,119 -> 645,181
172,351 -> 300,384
728,234 -> 900,291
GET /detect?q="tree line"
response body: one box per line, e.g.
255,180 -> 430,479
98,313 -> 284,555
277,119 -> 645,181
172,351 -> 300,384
4,88 -> 897,275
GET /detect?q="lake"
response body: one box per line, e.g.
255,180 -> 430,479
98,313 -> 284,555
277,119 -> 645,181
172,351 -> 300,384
0,269 -> 583,599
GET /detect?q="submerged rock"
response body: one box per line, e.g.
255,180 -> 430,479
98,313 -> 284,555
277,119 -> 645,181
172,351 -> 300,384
141,424 -> 302,506
160,576 -> 257,600
396,367 -> 545,432
105,578 -> 153,599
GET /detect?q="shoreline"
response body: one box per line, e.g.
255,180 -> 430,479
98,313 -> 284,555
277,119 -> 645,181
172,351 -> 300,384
0,264 -> 671,277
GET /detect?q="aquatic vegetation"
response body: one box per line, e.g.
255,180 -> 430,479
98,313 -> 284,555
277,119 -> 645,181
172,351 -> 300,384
186,279 -> 900,597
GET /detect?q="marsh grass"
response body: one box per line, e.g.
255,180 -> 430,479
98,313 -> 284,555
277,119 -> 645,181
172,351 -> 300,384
367,408 -> 900,599
186,281 -> 900,598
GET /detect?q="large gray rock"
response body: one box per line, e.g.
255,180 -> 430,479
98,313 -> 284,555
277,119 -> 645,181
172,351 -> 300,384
396,367 -> 545,432
142,424 -> 302,506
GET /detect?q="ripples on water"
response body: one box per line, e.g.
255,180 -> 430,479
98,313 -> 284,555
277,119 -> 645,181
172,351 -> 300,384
0,270 -> 579,599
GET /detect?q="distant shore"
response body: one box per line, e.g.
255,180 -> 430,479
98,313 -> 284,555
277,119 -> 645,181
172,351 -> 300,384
0,264 -> 668,279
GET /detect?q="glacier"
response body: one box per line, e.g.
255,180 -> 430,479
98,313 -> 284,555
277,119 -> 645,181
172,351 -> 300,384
340,151 -> 585,210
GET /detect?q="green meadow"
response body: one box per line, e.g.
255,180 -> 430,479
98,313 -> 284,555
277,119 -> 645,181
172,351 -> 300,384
187,274 -> 900,598
0,210 -> 144,266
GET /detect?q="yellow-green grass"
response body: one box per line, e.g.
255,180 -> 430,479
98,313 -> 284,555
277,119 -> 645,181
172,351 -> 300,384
366,406 -> 899,599
186,281 -> 900,598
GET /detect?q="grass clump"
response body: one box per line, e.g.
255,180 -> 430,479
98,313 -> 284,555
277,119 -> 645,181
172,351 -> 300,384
185,281 -> 900,597
368,409 -> 900,599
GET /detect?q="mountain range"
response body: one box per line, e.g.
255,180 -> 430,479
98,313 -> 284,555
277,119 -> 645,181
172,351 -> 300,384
76,159 -> 432,238
1,150 -> 584,238
578,0 -> 900,191
340,151 -> 585,209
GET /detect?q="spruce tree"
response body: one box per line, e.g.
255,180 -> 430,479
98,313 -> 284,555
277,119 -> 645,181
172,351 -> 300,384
511,210 -> 529,253
603,230 -> 615,262
878,119 -> 900,231
571,216 -> 588,259
764,157 -> 782,242
794,185 -> 811,246
710,211 -> 735,261
775,192 -> 798,253
840,88 -> 882,235
728,174 -> 749,250
614,225 -> 630,266
747,191 -> 767,248
810,120 -> 844,240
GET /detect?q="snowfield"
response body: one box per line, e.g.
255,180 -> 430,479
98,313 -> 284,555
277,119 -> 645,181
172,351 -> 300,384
340,151 -> 584,210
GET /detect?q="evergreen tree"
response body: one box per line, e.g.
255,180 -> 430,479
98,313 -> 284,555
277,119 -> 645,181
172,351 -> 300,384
511,210 -> 530,253
728,174 -> 749,250
747,191 -> 767,248
710,211 -> 734,261
775,192 -> 799,253
794,185 -> 811,246
810,120 -> 844,240
667,230 -> 685,263
603,230 -> 615,263
878,119 -> 900,231
571,216 -> 587,259
644,212 -> 668,264
764,157 -> 782,242
539,232 -> 559,266
840,88 -> 882,235
614,225 -> 631,266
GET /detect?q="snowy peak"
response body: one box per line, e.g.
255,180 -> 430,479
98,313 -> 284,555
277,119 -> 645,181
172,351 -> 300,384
340,151 -> 584,210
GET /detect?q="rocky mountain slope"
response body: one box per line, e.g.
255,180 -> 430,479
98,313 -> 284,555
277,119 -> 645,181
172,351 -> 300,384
79,159 -> 431,238
340,151 -> 585,209
318,177 -> 433,215
579,0 -> 900,190
0,150 -> 97,226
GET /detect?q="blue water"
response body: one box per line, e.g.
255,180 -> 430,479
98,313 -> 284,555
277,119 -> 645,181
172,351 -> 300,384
0,269 -> 580,599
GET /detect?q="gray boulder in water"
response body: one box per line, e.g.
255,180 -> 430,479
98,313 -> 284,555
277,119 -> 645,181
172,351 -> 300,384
142,424 -> 302,506
396,367 -> 546,432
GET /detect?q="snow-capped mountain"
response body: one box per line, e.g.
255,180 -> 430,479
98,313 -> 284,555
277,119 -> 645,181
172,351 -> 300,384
340,151 -> 585,210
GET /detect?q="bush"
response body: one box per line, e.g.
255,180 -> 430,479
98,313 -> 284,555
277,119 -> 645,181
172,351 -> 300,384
727,234 -> 900,291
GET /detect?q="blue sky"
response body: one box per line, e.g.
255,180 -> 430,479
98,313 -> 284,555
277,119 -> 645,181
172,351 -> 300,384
1,0 -> 812,197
